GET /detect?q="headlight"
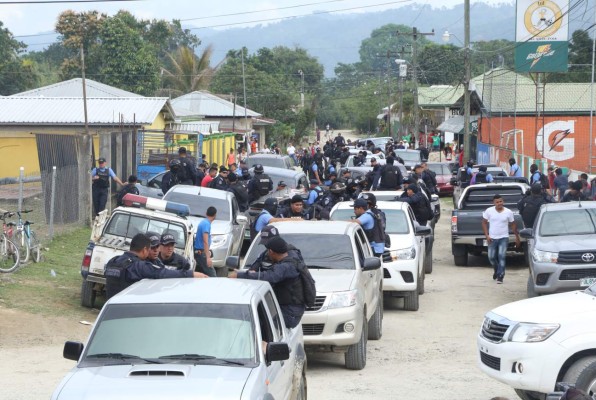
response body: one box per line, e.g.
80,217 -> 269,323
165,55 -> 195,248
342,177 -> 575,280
532,249 -> 558,263
328,290 -> 358,309
390,246 -> 416,261
509,323 -> 560,342
211,235 -> 228,248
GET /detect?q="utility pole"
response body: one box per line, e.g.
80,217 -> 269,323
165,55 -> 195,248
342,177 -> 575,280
395,45 -> 412,140
298,69 -> 305,108
397,27 -> 434,145
80,42 -> 91,226
463,0 -> 472,163
386,51 -> 392,138
241,50 -> 248,150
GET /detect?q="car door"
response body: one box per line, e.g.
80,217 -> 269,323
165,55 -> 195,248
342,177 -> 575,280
257,299 -> 287,399
230,198 -> 243,255
355,228 -> 377,320
407,205 -> 425,276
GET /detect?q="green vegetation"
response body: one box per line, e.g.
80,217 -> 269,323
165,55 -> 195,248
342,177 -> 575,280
0,227 -> 95,317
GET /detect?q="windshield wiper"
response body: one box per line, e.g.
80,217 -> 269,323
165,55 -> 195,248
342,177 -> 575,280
87,353 -> 162,364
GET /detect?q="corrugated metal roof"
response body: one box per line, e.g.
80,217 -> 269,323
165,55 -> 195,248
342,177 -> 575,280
418,85 -> 463,107
0,97 -> 169,125
169,121 -> 220,134
11,78 -> 143,98
171,90 -> 261,118
437,115 -> 479,133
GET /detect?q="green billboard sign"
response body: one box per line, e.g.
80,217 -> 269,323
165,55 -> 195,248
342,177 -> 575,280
514,41 -> 569,72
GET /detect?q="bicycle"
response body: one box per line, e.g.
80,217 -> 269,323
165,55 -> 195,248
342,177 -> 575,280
0,211 -> 20,273
12,210 -> 41,264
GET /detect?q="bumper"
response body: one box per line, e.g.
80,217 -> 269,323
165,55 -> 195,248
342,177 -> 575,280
452,235 -> 524,247
531,260 -> 596,295
437,184 -> 454,195
301,304 -> 364,347
477,335 -> 562,394
86,273 -> 106,285
382,259 -> 418,291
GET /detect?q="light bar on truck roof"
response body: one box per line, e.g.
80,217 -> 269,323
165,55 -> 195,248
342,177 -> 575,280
121,194 -> 190,217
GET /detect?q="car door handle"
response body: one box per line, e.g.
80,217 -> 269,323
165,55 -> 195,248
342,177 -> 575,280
369,272 -> 374,278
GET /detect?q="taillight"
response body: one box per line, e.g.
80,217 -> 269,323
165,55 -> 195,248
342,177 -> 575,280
81,249 -> 92,272
451,215 -> 458,233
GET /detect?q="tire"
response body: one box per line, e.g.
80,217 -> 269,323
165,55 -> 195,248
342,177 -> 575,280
404,286 -> 420,311
514,389 -> 543,400
368,297 -> 383,340
424,252 -> 433,274
297,373 -> 307,400
30,231 -> 42,263
526,275 -> 539,298
454,253 -> 468,266
81,279 -> 97,308
13,231 -> 30,264
419,269 -> 425,295
345,314 -> 367,370
562,356 -> 596,397
471,249 -> 483,257
0,237 -> 20,273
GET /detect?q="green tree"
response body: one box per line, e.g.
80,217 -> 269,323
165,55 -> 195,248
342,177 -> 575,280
549,29 -> 592,83
0,21 -> 40,94
159,45 -> 213,97
358,24 -> 424,73
418,43 -> 464,85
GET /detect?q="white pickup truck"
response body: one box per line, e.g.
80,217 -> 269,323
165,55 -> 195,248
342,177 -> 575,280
80,195 -> 196,308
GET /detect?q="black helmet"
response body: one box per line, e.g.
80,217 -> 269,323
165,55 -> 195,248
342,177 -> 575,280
466,160 -> 475,168
263,197 -> 278,215
254,164 -> 264,173
169,159 -> 181,169
360,192 -> 377,206
330,182 -> 347,193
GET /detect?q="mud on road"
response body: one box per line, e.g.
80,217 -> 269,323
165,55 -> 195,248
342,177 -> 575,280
1,197 -> 528,400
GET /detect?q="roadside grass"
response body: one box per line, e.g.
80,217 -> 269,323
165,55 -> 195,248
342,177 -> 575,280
0,227 -> 98,318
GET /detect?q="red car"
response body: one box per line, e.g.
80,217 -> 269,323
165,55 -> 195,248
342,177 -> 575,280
427,162 -> 454,196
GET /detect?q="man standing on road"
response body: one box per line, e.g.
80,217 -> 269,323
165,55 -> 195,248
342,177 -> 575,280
287,142 -> 297,166
91,157 -> 124,217
194,206 -> 217,277
481,194 -> 521,284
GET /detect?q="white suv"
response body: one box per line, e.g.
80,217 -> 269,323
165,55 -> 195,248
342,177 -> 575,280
330,201 -> 432,311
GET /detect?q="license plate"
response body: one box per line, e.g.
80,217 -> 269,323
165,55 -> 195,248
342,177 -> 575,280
483,240 -> 488,247
580,277 -> 596,287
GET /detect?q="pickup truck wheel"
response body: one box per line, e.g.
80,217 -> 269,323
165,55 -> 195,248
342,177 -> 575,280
81,279 -> 96,308
526,275 -> 539,298
403,286 -> 419,311
368,297 -> 383,340
424,252 -> 433,274
513,389 -> 543,400
345,314 -> 367,370
419,269 -> 425,295
562,356 -> 596,397
453,253 -> 468,266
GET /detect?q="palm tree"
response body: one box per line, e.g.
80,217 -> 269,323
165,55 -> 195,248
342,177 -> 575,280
158,45 -> 213,97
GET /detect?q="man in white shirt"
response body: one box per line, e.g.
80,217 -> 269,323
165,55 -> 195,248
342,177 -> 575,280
481,194 -> 521,284
287,143 -> 297,166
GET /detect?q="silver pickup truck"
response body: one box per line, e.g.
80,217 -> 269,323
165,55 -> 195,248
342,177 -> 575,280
53,279 -> 307,400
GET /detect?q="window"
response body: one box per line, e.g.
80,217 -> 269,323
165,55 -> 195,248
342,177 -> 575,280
149,173 -> 164,189
539,209 -> 596,237
257,301 -> 274,344
164,192 -> 231,220
104,213 -> 186,249
264,292 -> 283,339
354,232 -> 366,265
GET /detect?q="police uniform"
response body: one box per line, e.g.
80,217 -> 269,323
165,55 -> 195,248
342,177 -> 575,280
248,167 -> 273,202
159,233 -> 191,271
91,158 -> 116,216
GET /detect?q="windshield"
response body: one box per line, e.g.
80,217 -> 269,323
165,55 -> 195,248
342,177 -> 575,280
82,303 -> 256,367
347,156 -> 382,167
394,151 -> 421,162
244,233 -> 355,269
330,209 -> 409,234
539,208 -> 596,237
104,213 -> 186,249
428,164 -> 449,175
164,192 -> 231,220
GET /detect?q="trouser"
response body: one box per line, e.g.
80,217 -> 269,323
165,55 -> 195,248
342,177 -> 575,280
289,154 -> 298,165
194,250 -> 216,277
488,237 -> 509,278
92,187 -> 108,217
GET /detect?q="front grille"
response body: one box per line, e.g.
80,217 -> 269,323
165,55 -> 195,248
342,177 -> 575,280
480,351 -> 501,371
560,268 -> 596,281
558,251 -> 596,264
382,251 -> 392,263
383,268 -> 391,278
481,319 -> 510,342
302,324 -> 324,336
306,296 -> 326,311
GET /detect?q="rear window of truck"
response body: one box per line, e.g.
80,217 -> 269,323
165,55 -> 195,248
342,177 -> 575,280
104,213 -> 187,249
462,187 -> 524,210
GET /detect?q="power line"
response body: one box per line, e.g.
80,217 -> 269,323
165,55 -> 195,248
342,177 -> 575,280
0,0 -> 142,4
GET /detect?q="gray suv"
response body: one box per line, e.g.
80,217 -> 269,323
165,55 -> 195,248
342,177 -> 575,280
521,202 -> 596,297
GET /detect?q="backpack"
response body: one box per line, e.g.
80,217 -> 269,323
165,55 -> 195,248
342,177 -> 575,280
116,184 -> 139,206
535,171 -> 549,189
368,208 -> 389,247
380,165 -> 399,188
519,196 -> 544,228
287,257 -> 317,308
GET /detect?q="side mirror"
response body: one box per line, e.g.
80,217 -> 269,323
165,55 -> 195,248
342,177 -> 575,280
415,225 -> 432,236
63,341 -> 84,361
236,215 -> 248,225
225,256 -> 240,269
519,228 -> 534,239
431,194 -> 439,202
266,342 -> 290,363
362,257 -> 381,271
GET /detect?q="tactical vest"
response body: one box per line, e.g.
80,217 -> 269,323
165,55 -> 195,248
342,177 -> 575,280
475,172 -> 488,184
94,168 -> 110,188
364,210 -> 385,244
256,174 -> 271,196
380,165 -> 399,188
273,258 -> 305,305
104,254 -> 135,300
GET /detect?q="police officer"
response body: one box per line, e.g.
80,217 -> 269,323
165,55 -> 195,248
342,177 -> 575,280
104,233 -> 206,300
210,166 -> 229,190
471,165 -> 493,184
161,159 -> 182,195
91,157 -> 124,217
146,231 -> 166,268
561,180 -> 589,202
159,232 -> 191,271
317,182 -> 348,220
177,147 -> 197,185
395,184 -> 432,226
248,164 -> 273,202
323,171 -> 338,187
230,232 -> 306,329
308,153 -> 323,184
116,175 -> 139,206
251,198 -> 291,239
351,197 -> 385,257
276,194 -> 313,220
372,156 -> 403,191
227,172 -> 249,212
420,161 -> 438,194
517,183 -> 554,228
306,179 -> 324,206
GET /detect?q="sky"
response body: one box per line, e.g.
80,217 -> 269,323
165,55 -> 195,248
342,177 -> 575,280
0,0 -> 513,40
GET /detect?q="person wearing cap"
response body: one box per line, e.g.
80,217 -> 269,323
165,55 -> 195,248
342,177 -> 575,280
306,179 -> 324,206
395,184 -> 433,226
248,164 -> 273,202
104,233 -> 207,300
517,183 -> 554,228
194,206 -> 218,277
561,180 -> 589,203
307,153 -> 322,185
350,198 -> 384,257
238,160 -> 251,181
209,166 -> 229,191
276,194 -> 312,220
116,175 -> 140,207
252,198 -> 292,239
227,172 -> 249,212
323,170 -> 338,187
175,147 -> 198,185
91,157 -> 124,217
230,233 -> 307,328
276,180 -> 288,192
159,232 -> 191,271
146,231 -> 166,268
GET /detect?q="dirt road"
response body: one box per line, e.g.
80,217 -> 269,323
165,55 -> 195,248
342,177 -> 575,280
0,197 -> 527,400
